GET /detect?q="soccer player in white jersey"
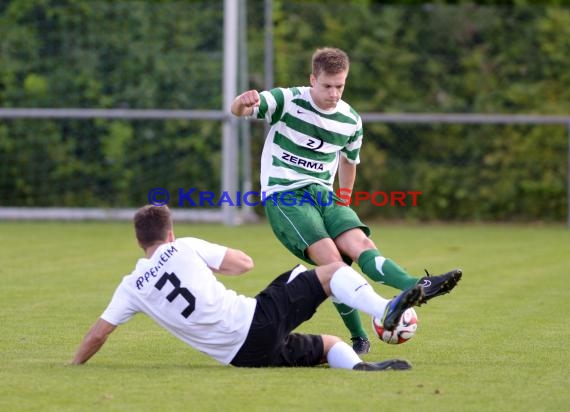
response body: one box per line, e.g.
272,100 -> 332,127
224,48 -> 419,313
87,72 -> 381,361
72,205 -> 425,371
231,47 -> 462,354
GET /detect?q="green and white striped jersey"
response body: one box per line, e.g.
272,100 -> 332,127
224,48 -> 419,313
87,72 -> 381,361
253,86 -> 363,195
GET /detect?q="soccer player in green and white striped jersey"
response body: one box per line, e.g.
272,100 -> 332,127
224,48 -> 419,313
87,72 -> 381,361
231,47 -> 462,354
255,84 -> 361,195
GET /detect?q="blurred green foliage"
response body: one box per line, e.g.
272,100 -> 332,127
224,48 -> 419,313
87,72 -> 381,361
0,1 -> 568,221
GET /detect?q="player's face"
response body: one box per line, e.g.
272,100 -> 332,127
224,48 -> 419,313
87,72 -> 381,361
309,70 -> 347,111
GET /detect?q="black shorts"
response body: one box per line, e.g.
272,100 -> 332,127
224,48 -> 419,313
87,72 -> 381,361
230,267 -> 328,367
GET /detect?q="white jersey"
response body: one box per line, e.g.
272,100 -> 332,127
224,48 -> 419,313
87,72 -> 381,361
253,86 -> 363,195
100,237 -> 257,365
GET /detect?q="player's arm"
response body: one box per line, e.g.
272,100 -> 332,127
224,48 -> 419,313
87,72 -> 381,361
71,318 -> 116,365
231,90 -> 260,117
338,155 -> 357,195
215,248 -> 254,276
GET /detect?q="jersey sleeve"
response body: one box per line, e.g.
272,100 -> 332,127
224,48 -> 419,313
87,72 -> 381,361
100,282 -> 138,325
253,87 -> 289,126
340,116 -> 363,165
181,237 -> 228,271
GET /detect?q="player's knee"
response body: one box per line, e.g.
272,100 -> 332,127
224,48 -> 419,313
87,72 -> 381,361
321,334 -> 343,355
335,229 -> 377,260
362,237 -> 376,249
306,243 -> 344,265
351,236 -> 375,254
314,262 -> 347,296
318,261 -> 346,279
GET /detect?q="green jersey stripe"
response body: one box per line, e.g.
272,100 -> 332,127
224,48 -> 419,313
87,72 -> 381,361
346,139 -> 361,151
282,112 -> 351,147
349,128 -> 363,143
269,88 -> 285,125
341,147 -> 360,162
267,176 -> 313,187
258,94 -> 269,119
293,98 -> 358,124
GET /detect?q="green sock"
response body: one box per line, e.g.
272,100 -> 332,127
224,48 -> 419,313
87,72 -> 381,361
332,301 -> 368,339
357,249 -> 418,290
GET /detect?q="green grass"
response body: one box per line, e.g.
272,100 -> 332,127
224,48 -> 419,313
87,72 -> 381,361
1,221 -> 569,411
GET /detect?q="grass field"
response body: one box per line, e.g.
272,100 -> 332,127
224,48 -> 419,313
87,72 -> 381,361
0,220 -> 568,411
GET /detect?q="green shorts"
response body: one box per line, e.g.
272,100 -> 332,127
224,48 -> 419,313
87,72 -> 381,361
264,184 -> 370,265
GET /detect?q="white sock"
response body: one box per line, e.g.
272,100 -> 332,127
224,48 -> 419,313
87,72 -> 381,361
326,341 -> 362,370
329,266 -> 390,319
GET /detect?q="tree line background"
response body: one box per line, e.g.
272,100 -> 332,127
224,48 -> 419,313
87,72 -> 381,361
1,0 -> 569,221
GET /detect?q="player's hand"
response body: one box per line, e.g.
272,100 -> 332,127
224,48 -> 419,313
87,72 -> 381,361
238,90 -> 260,108
231,90 -> 260,117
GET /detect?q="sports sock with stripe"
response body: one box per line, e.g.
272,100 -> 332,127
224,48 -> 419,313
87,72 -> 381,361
329,265 -> 390,320
357,249 -> 418,290
332,300 -> 368,339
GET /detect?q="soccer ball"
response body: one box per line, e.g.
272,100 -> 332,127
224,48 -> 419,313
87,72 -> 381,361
372,308 -> 418,344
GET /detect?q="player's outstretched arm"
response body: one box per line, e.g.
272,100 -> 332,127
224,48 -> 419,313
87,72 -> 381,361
215,248 -> 254,276
71,318 -> 116,365
230,90 -> 260,117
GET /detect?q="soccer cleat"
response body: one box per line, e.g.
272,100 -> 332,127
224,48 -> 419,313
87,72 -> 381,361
351,337 -> 371,355
353,359 -> 412,371
381,284 -> 424,332
417,268 -> 462,304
